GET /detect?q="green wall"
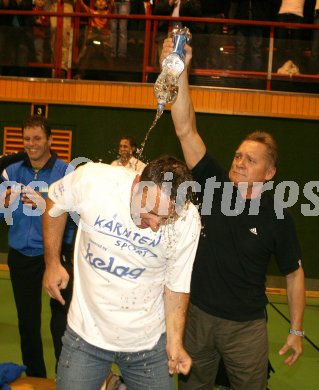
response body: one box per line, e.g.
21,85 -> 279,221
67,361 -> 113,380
0,102 -> 318,279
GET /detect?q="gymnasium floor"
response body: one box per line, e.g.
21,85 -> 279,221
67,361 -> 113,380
1,269 -> 318,389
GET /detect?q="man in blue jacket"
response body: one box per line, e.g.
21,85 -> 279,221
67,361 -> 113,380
0,115 -> 74,377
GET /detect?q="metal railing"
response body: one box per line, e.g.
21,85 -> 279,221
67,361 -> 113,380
1,5 -> 319,93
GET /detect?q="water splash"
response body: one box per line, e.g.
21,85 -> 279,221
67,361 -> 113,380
135,66 -> 180,165
136,108 -> 164,165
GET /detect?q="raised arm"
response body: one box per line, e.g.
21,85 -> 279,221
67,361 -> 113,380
77,0 -> 89,13
161,38 -> 206,169
279,266 -> 305,366
42,197 -> 70,305
164,286 -> 192,375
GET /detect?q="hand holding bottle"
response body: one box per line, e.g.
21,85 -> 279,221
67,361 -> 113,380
154,25 -> 192,114
160,34 -> 193,70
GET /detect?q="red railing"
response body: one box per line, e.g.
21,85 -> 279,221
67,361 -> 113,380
1,6 -> 319,92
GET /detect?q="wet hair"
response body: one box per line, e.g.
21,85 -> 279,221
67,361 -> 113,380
22,115 -> 52,139
140,155 -> 194,207
244,130 -> 278,168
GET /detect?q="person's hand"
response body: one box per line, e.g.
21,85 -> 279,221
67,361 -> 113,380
279,333 -> 303,366
43,263 -> 70,305
21,186 -> 46,211
2,186 -> 21,208
167,344 -> 192,375
160,37 -> 192,69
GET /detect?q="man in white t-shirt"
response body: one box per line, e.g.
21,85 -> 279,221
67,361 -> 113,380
43,155 -> 201,390
111,135 -> 146,172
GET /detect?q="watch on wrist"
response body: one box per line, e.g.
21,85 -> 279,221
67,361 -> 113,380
289,328 -> 304,337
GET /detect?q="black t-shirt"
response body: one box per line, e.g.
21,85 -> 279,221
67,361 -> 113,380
0,152 -> 26,183
190,153 -> 301,321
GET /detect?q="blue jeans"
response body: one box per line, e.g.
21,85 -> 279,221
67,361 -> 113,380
57,326 -> 175,390
110,1 -> 130,57
236,26 -> 264,71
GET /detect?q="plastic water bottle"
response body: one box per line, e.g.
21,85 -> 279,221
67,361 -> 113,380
154,24 -> 192,114
137,24 -> 192,163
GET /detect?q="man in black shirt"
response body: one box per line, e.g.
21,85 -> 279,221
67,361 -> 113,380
161,38 -> 305,390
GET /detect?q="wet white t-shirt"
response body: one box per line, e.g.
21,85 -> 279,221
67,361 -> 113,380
48,163 -> 201,352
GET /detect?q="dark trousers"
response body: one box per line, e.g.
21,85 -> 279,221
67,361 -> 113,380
276,14 -> 304,67
179,303 -> 268,390
8,248 -> 47,377
8,247 -> 73,377
310,14 -> 319,73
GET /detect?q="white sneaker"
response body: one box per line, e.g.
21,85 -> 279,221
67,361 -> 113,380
277,60 -> 300,75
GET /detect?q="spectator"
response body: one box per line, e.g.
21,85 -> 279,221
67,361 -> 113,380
153,0 -> 202,64
198,0 -> 231,68
33,0 -> 51,63
0,115 -> 75,377
111,135 -> 146,172
11,0 -> 35,76
276,0 -> 306,73
50,0 -> 74,78
232,0 -> 272,72
74,0 -> 114,79
128,0 -> 148,45
110,0 -> 130,58
310,0 -> 319,73
0,0 -> 13,75
78,0 -> 114,41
